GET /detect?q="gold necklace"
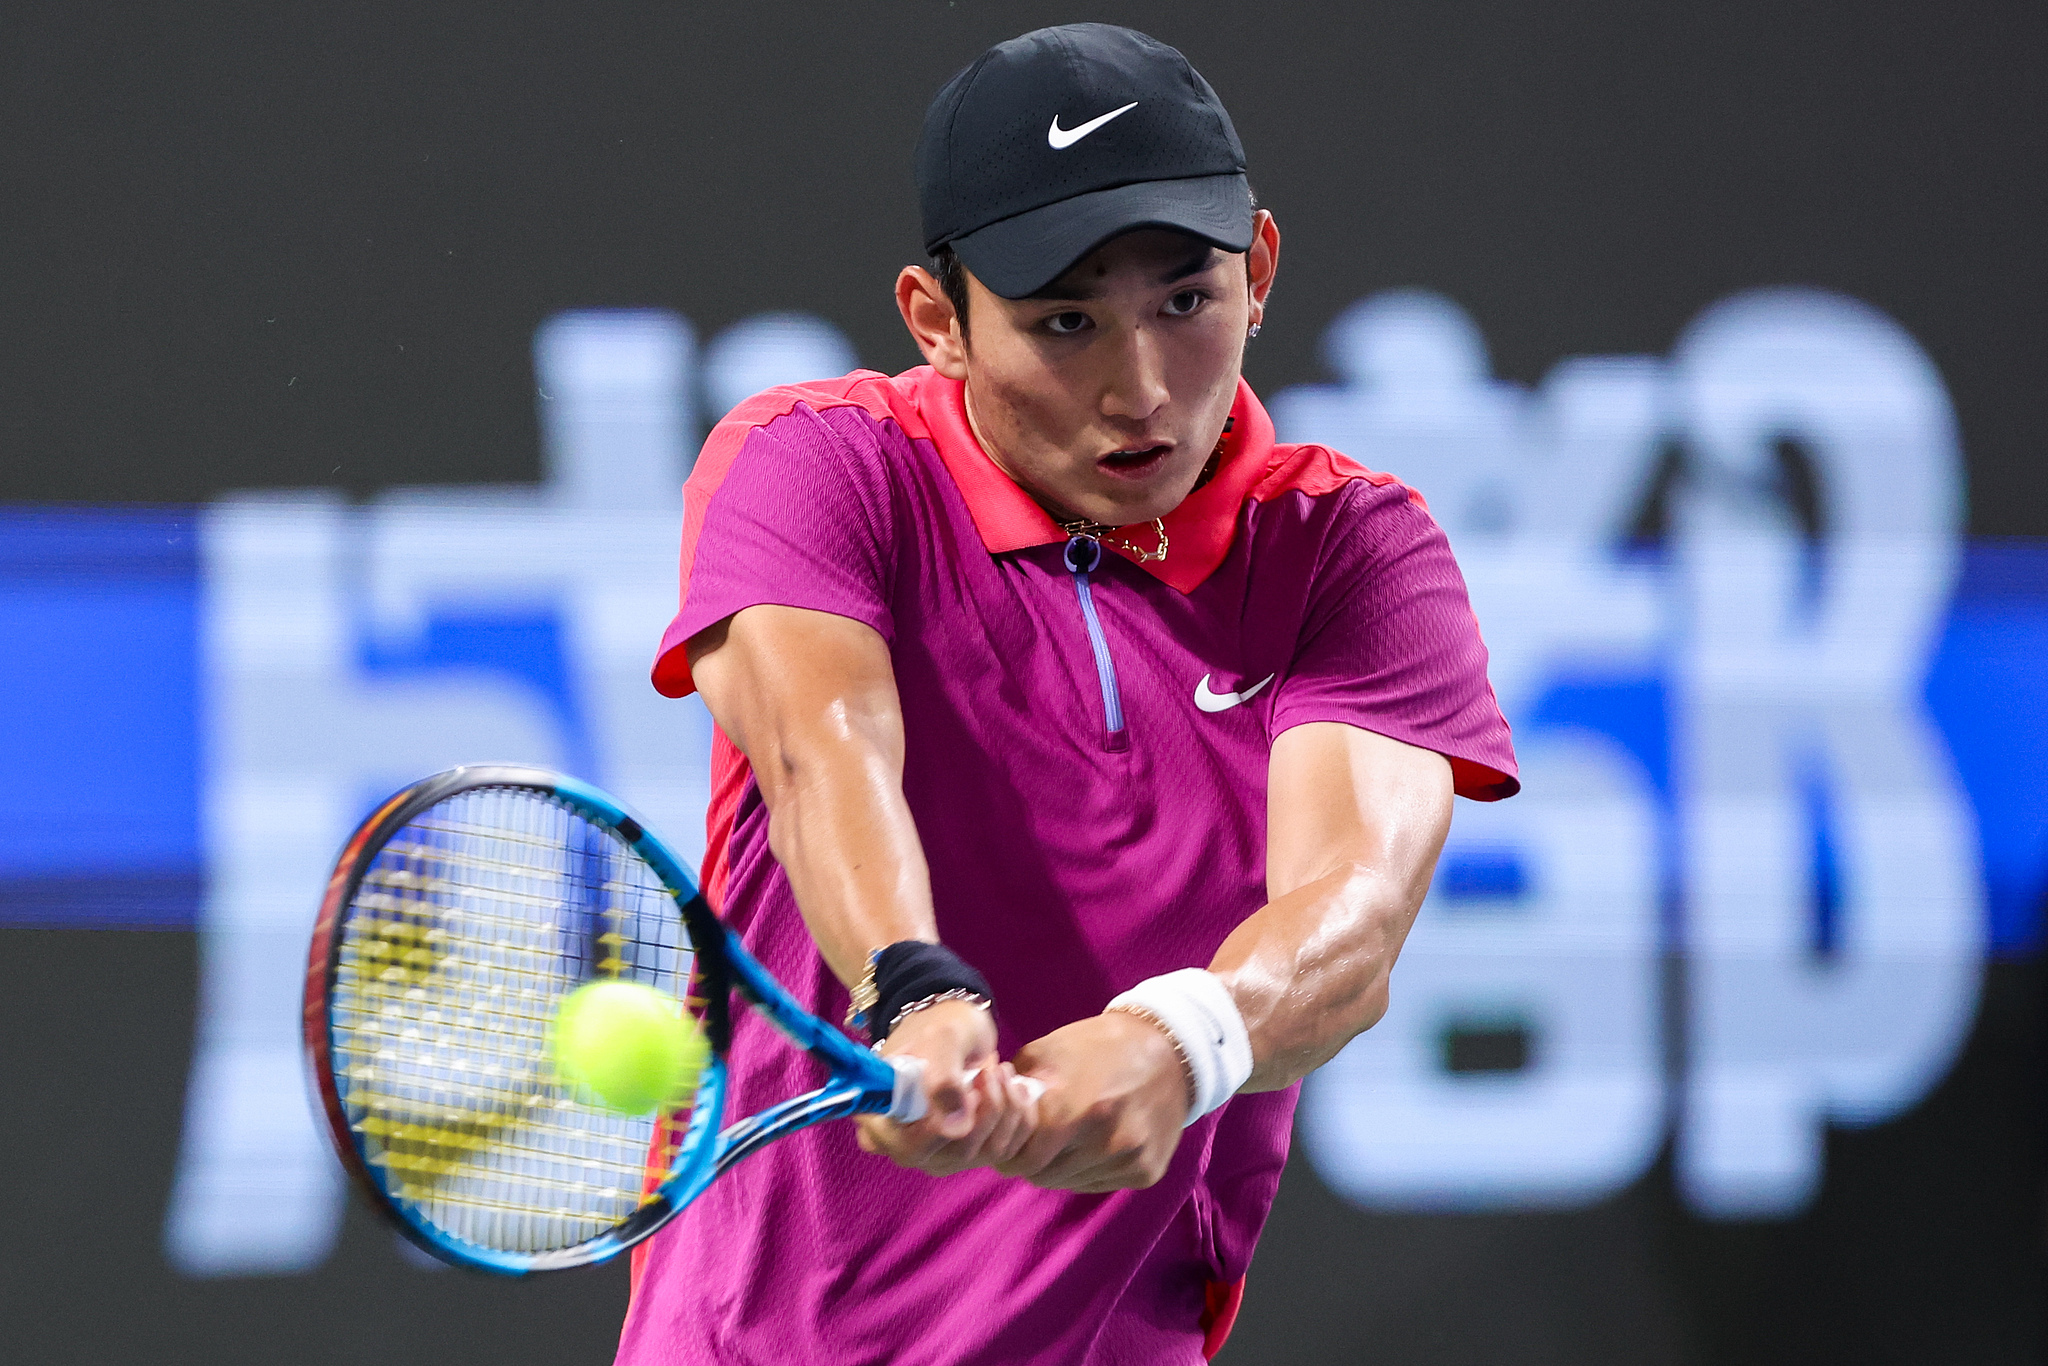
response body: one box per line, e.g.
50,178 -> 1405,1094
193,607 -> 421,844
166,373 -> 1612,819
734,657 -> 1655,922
1057,515 -> 1169,563
1044,417 -> 1237,566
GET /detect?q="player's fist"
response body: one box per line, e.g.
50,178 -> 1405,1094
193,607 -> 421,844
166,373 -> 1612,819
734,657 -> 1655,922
856,998 -> 1036,1174
999,1012 -> 1190,1193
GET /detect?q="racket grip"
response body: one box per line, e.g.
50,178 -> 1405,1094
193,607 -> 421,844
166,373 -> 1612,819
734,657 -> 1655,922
886,1055 -> 929,1123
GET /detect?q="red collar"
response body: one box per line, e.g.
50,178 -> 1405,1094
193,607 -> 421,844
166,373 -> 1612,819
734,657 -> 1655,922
907,369 -> 1278,594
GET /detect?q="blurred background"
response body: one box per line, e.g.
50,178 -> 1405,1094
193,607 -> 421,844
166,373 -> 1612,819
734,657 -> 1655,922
2,2 -> 2042,1362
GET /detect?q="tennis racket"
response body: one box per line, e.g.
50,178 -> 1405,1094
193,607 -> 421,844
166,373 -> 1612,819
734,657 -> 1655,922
302,763 -> 927,1274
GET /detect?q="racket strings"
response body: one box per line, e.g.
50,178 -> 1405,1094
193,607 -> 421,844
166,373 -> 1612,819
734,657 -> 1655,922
330,785 -> 699,1254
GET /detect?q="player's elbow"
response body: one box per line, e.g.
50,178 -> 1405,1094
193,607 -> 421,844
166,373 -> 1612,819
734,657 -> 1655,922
1356,975 -> 1393,1033
752,707 -> 888,811
1285,971 -> 1394,1085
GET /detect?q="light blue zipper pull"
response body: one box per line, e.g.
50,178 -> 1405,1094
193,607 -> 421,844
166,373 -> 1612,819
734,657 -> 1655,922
1064,535 -> 1128,748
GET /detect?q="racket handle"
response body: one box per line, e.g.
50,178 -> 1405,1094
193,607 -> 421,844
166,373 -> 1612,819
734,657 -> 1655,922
881,1059 -> 1043,1124
886,1055 -> 928,1123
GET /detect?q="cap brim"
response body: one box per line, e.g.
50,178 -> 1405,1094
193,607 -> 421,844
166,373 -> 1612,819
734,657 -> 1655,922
948,173 -> 1254,300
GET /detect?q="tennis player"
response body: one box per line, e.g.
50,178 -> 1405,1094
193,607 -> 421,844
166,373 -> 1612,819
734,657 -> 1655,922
627,23 -> 1516,1364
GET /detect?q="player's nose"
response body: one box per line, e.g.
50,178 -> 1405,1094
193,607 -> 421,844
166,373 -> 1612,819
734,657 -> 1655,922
1098,323 -> 1170,425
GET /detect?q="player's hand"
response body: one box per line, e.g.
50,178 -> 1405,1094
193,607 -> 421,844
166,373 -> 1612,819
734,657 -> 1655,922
855,999 -> 1039,1175
998,1012 -> 1190,1193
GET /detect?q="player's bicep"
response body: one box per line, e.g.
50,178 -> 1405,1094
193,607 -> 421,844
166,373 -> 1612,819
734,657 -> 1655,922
1265,721 -> 1454,904
687,604 -> 906,800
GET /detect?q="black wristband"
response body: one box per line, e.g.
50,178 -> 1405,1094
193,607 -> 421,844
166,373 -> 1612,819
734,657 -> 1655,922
867,941 -> 993,1042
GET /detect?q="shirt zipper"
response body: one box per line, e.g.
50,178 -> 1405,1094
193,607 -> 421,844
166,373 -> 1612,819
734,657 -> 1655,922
1063,535 -> 1129,752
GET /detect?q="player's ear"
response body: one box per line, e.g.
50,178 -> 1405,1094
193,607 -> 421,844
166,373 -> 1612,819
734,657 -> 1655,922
1245,210 -> 1280,330
897,266 -> 969,380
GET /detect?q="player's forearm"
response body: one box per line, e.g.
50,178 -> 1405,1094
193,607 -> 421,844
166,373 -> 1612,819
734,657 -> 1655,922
758,720 -> 938,989
1206,858 -> 1433,1091
1209,722 -> 1454,1092
688,605 -> 938,989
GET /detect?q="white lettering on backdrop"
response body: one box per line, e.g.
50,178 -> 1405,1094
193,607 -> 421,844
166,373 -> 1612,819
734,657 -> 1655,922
164,289 -> 1983,1274
1288,288 -> 1981,1218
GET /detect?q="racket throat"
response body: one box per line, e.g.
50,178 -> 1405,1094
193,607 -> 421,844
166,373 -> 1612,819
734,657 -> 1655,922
712,1078 -> 877,1177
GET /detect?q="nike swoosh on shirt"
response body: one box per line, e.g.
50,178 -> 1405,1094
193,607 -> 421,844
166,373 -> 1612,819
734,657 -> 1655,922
1194,673 -> 1275,713
1047,102 -> 1138,149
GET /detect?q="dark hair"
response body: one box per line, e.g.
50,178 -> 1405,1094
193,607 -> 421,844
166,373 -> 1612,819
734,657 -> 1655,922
929,244 -> 971,327
927,188 -> 1261,336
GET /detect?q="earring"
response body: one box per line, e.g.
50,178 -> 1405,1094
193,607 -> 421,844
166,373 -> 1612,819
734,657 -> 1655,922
1247,322 -> 1262,339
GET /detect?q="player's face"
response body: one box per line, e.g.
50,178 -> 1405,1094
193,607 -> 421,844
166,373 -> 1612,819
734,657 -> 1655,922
910,213 -> 1278,529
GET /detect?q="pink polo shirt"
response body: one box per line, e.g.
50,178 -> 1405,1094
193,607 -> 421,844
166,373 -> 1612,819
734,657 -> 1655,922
623,366 -> 1515,1365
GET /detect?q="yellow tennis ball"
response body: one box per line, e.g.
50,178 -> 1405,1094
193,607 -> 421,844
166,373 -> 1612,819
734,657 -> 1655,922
551,980 -> 708,1115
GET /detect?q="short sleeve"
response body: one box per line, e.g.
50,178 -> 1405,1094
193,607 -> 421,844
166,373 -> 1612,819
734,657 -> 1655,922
1268,482 -> 1519,800
652,401 -> 899,696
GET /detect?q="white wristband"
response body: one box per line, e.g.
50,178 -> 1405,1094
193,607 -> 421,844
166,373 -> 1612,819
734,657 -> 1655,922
1106,969 -> 1254,1126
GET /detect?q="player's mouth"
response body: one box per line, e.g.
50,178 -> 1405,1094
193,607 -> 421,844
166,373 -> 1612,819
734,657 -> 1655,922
1096,444 -> 1173,480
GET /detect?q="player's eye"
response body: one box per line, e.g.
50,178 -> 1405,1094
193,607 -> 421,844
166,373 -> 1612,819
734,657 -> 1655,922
1163,290 -> 1208,317
1043,311 -> 1092,335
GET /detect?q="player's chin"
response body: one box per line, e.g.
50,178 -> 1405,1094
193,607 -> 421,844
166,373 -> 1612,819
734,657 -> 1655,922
1079,459 -> 1203,525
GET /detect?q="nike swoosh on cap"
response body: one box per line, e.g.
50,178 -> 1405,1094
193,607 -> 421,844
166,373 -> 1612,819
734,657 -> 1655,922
1193,673 -> 1275,714
1047,101 -> 1138,150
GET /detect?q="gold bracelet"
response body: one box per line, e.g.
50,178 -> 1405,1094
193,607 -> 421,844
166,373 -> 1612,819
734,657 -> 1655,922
887,988 -> 992,1036
1105,1003 -> 1197,1111
845,949 -> 882,1030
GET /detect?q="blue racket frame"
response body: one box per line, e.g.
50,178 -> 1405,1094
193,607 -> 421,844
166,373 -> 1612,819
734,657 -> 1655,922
305,765 -> 919,1275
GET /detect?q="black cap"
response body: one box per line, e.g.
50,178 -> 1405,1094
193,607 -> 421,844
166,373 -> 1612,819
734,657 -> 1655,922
917,24 -> 1252,300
